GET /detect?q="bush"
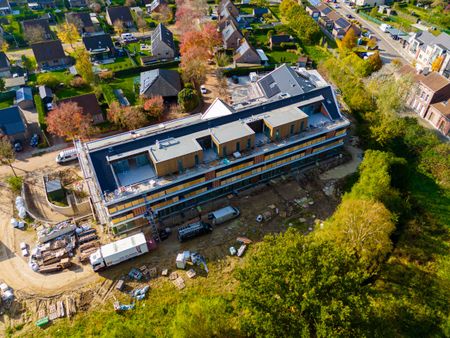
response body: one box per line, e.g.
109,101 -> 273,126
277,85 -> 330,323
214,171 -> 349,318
100,84 -> 117,105
70,77 -> 87,88
178,86 -> 199,112
37,73 -> 61,89
113,60 -> 180,77
6,176 -> 23,194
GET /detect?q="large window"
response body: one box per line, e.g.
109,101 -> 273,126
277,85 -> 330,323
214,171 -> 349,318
112,159 -> 129,174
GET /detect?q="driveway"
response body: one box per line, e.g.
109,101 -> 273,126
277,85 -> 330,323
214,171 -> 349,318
334,1 -> 414,64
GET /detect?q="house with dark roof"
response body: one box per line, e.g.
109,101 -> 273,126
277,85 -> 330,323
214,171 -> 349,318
146,0 -> 166,13
66,12 -> 95,34
28,0 -> 56,9
305,5 -> 320,21
0,52 -> 11,77
139,68 -> 181,98
399,65 -> 450,137
68,0 -> 86,8
219,0 -> 239,18
0,106 -> 28,140
151,24 -> 176,60
106,6 -> 134,28
15,87 -> 33,109
22,18 -> 53,41
58,93 -> 104,124
0,0 -> 11,15
269,35 -> 292,49
31,40 -> 71,70
234,39 -> 260,64
252,7 -> 268,18
222,21 -> 243,50
39,85 -> 53,105
82,33 -> 116,62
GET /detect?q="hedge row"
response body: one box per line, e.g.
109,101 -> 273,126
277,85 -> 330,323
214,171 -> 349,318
222,65 -> 275,77
33,94 -> 46,132
100,84 -> 117,105
113,60 -> 180,78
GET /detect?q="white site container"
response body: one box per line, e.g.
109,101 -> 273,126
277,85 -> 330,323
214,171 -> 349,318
176,253 -> 186,269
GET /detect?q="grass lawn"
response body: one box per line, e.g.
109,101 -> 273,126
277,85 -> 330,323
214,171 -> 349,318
269,5 -> 280,20
239,5 -> 254,15
266,50 -> 298,64
55,87 -> 93,99
36,70 -> 73,85
101,57 -> 136,72
303,45 -> 332,65
109,74 -> 139,105
249,30 -> 269,49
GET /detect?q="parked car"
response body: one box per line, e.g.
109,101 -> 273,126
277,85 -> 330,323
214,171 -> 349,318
13,140 -> 23,152
200,85 -> 207,94
56,148 -> 78,164
208,206 -> 240,225
346,14 -> 354,19
20,243 -> 29,257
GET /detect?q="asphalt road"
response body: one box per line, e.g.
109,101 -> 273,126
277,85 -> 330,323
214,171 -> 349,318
334,1 -> 414,64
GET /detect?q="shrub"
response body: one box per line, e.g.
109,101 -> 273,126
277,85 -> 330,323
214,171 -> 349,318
100,84 -> 116,105
34,94 -> 47,131
6,176 -> 23,194
70,76 -> 87,88
37,73 -> 62,89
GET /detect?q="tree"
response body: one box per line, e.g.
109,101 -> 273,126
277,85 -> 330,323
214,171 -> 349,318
318,198 -> 395,269
143,96 -> 164,119
431,55 -> 444,72
152,4 -> 173,24
113,19 -> 124,36
0,136 -> 17,177
370,6 -> 378,17
236,228 -> 370,337
21,55 -> 36,72
74,48 -> 95,85
170,297 -> 238,337
178,85 -> 200,112
47,102 -> 92,139
367,51 -> 382,73
37,73 -> 61,89
367,38 -> 377,49
56,22 -> 80,49
24,26 -> 46,44
136,15 -> 148,34
1,41 -> 9,53
107,102 -> 148,130
0,78 -> 5,92
341,28 -> 357,51
125,0 -> 135,6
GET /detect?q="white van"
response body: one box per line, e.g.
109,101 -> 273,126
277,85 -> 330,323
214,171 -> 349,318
208,206 -> 240,225
380,24 -> 392,32
56,148 -> 78,164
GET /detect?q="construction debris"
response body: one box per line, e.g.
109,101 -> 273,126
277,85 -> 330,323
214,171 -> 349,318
186,269 -> 196,279
114,301 -> 135,311
172,277 -> 185,290
132,285 -> 149,301
237,245 -> 247,257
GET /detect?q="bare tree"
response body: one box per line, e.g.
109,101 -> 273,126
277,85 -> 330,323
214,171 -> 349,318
0,136 -> 16,177
113,19 -> 124,36
24,26 -> 46,44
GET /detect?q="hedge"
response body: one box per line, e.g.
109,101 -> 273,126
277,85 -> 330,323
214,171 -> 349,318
0,90 -> 16,101
100,84 -> 116,105
113,60 -> 180,78
222,65 -> 275,77
34,94 -> 46,132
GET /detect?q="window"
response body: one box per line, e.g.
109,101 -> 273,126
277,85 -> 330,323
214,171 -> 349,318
236,142 -> 240,152
275,129 -> 280,140
247,138 -> 251,149
300,121 -> 304,131
290,124 -> 295,135
112,159 -> 129,174
135,154 -> 149,167
177,159 -> 184,173
223,146 -> 227,156
195,154 -> 199,166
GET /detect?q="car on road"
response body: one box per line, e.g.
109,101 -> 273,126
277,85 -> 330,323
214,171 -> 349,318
334,4 -> 340,8
380,24 -> 392,32
200,85 -> 207,94
20,242 -> 29,257
346,14 -> 354,19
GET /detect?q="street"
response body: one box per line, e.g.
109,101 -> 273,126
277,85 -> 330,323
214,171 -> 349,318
334,1 -> 414,64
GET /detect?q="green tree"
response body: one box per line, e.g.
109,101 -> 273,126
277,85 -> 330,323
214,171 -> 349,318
178,85 -> 200,112
317,198 -> 395,269
37,73 -> 61,89
56,22 -> 80,49
170,297 -> 238,338
367,51 -> 382,73
0,136 -> 17,176
236,229 -> 370,337
21,55 -> 36,72
74,48 -> 95,85
0,78 -> 5,92
341,28 -> 357,51
370,6 -> 378,17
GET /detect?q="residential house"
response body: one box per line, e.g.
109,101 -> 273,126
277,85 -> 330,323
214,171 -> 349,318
39,85 -> 53,105
407,31 -> 450,78
76,64 -> 349,234
58,93 -> 104,124
0,52 -> 11,78
0,0 -> 11,15
106,6 -> 134,28
31,40 -> 71,70
15,87 -> 33,109
327,11 -> 360,39
399,65 -> 450,137
151,23 -> 176,60
222,21 -> 243,50
68,0 -> 86,7
218,6 -> 239,31
22,18 -> 53,41
0,106 -> 28,141
139,68 -> 181,98
28,0 -> 56,9
269,35 -> 292,49
355,0 -> 385,6
4,77 -> 25,91
305,5 -> 320,21
219,0 -> 239,18
82,33 -> 116,62
234,39 -> 260,64
66,12 -> 96,34
147,0 -> 166,13
253,7 -> 268,18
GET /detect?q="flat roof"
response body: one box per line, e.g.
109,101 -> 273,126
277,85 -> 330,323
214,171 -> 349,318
263,105 -> 308,128
211,120 -> 254,144
149,133 -> 205,163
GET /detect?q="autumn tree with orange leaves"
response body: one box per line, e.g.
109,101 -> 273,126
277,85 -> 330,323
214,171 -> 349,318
46,102 -> 92,140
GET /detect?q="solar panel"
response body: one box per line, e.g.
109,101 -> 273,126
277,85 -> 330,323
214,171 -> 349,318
336,18 -> 350,28
322,7 -> 332,14
259,75 -> 281,98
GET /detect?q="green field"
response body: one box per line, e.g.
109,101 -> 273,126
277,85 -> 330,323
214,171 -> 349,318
266,50 -> 298,64
109,74 -> 139,105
